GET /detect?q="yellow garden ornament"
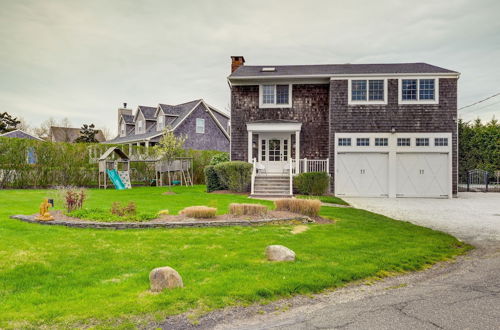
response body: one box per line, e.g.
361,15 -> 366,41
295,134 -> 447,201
36,198 -> 54,221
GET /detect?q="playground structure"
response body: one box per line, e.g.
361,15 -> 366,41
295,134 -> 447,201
155,157 -> 193,187
98,147 -> 131,190
97,147 -> 193,189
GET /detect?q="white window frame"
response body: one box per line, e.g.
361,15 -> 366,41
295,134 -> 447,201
120,122 -> 126,137
416,138 -> 430,146
356,138 -> 370,146
398,77 -> 439,105
338,138 -> 352,146
348,78 -> 388,105
157,115 -> 164,131
434,137 -> 448,147
196,118 -> 205,134
136,120 -> 144,134
259,84 -> 292,108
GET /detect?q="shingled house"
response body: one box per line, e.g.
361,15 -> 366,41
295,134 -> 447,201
49,126 -> 106,143
228,56 -> 459,198
104,99 -> 230,152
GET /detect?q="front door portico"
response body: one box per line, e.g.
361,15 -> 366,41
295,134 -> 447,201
259,133 -> 290,173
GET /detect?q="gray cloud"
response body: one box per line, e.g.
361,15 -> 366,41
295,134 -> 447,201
1,0 -> 499,135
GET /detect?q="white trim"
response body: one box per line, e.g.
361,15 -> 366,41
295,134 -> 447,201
334,132 -> 453,199
398,77 -> 439,105
169,100 -> 202,131
0,129 -> 44,141
195,118 -> 205,134
228,72 -> 459,82
258,84 -> 292,108
246,122 -> 302,132
347,78 -> 388,105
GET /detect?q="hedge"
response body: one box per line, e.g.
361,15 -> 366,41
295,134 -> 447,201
293,172 -> 330,195
204,165 -> 225,192
0,137 -> 227,188
213,161 -> 253,193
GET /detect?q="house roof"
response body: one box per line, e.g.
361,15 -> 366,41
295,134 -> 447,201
98,147 -> 129,161
121,114 -> 135,124
137,106 -> 157,120
49,126 -> 106,143
0,129 -> 43,141
229,63 -> 459,79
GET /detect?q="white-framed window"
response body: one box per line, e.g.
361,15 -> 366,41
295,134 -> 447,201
375,138 -> 388,146
338,138 -> 351,146
348,78 -> 387,105
399,78 -> 439,104
397,138 -> 411,146
416,138 -> 430,146
120,122 -> 126,137
196,118 -> 205,134
357,138 -> 370,146
259,84 -> 292,108
136,120 -> 143,134
157,115 -> 164,131
435,137 -> 448,146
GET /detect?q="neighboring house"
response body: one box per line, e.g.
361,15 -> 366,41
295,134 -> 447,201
228,56 -> 459,198
104,99 -> 230,152
49,126 -> 106,143
0,129 -> 43,141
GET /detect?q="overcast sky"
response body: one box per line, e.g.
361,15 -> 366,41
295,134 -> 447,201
1,0 -> 499,135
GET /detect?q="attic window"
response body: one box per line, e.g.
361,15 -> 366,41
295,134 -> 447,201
261,67 -> 276,72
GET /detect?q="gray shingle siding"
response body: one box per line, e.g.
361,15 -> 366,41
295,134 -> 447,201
174,103 -> 229,152
328,78 -> 458,195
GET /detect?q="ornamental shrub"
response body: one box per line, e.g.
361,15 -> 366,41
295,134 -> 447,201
274,198 -> 321,217
213,161 -> 252,193
209,153 -> 230,166
204,165 -> 225,192
293,172 -> 330,195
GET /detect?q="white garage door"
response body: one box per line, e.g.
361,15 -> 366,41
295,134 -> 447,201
336,153 -> 389,197
396,153 -> 449,198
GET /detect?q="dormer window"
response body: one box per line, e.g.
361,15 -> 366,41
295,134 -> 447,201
120,122 -> 126,137
137,120 -> 143,134
196,118 -> 205,133
259,84 -> 292,108
157,115 -> 164,131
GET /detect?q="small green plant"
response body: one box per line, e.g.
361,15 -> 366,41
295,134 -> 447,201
110,202 -> 137,217
209,153 -> 230,165
213,161 -> 252,193
293,172 -> 330,195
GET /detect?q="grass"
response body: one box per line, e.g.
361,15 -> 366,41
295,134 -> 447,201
297,194 -> 349,206
0,186 -> 471,328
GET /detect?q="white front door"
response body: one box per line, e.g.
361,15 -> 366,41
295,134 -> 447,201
396,153 -> 449,198
259,134 -> 290,173
336,152 -> 389,197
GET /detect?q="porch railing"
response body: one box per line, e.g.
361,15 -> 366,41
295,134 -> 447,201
292,158 -> 329,174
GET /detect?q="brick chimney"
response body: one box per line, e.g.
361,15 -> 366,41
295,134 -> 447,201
231,56 -> 245,73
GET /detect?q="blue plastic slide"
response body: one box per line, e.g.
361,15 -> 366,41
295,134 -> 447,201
106,169 -> 126,190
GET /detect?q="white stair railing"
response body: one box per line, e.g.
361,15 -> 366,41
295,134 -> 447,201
251,158 -> 256,195
289,158 -> 293,195
299,159 -> 329,173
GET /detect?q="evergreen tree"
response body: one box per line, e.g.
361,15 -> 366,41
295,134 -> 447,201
74,124 -> 99,143
0,112 -> 21,133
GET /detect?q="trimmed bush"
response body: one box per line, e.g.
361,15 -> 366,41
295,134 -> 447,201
293,172 -> 329,195
204,165 -> 225,192
180,206 -> 217,218
229,203 -> 268,216
110,202 -> 137,217
209,153 -> 230,166
274,198 -> 321,217
214,161 -> 252,193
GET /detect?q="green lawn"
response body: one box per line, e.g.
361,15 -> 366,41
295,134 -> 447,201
0,186 -> 470,328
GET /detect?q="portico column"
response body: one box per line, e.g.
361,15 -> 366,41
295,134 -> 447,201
247,130 -> 253,163
295,130 -> 300,174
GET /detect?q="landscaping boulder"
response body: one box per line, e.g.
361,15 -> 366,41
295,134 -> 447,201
265,245 -> 296,262
149,266 -> 183,292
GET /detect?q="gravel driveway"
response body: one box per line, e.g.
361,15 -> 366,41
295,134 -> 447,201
344,192 -> 500,244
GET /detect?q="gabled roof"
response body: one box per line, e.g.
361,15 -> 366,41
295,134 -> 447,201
98,147 -> 129,161
229,62 -> 459,79
136,106 -> 158,121
120,114 -> 134,124
0,129 -> 43,141
49,126 -> 106,143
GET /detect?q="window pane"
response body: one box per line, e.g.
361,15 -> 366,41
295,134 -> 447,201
402,79 -> 417,100
397,138 -> 411,146
196,118 -> 205,133
338,138 -> 351,146
435,138 -> 448,146
262,85 -> 275,104
261,140 -> 266,161
276,85 -> 289,104
375,137 -> 388,146
416,138 -> 429,146
419,79 -> 435,100
369,80 -> 384,101
356,138 -> 370,146
352,80 -> 367,101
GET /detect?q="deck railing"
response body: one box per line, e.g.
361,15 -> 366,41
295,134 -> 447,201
293,158 -> 329,174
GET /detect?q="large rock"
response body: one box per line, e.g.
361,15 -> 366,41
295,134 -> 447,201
266,245 -> 296,262
149,266 -> 183,292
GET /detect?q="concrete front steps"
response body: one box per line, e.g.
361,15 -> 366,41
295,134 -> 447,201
252,175 -> 292,197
